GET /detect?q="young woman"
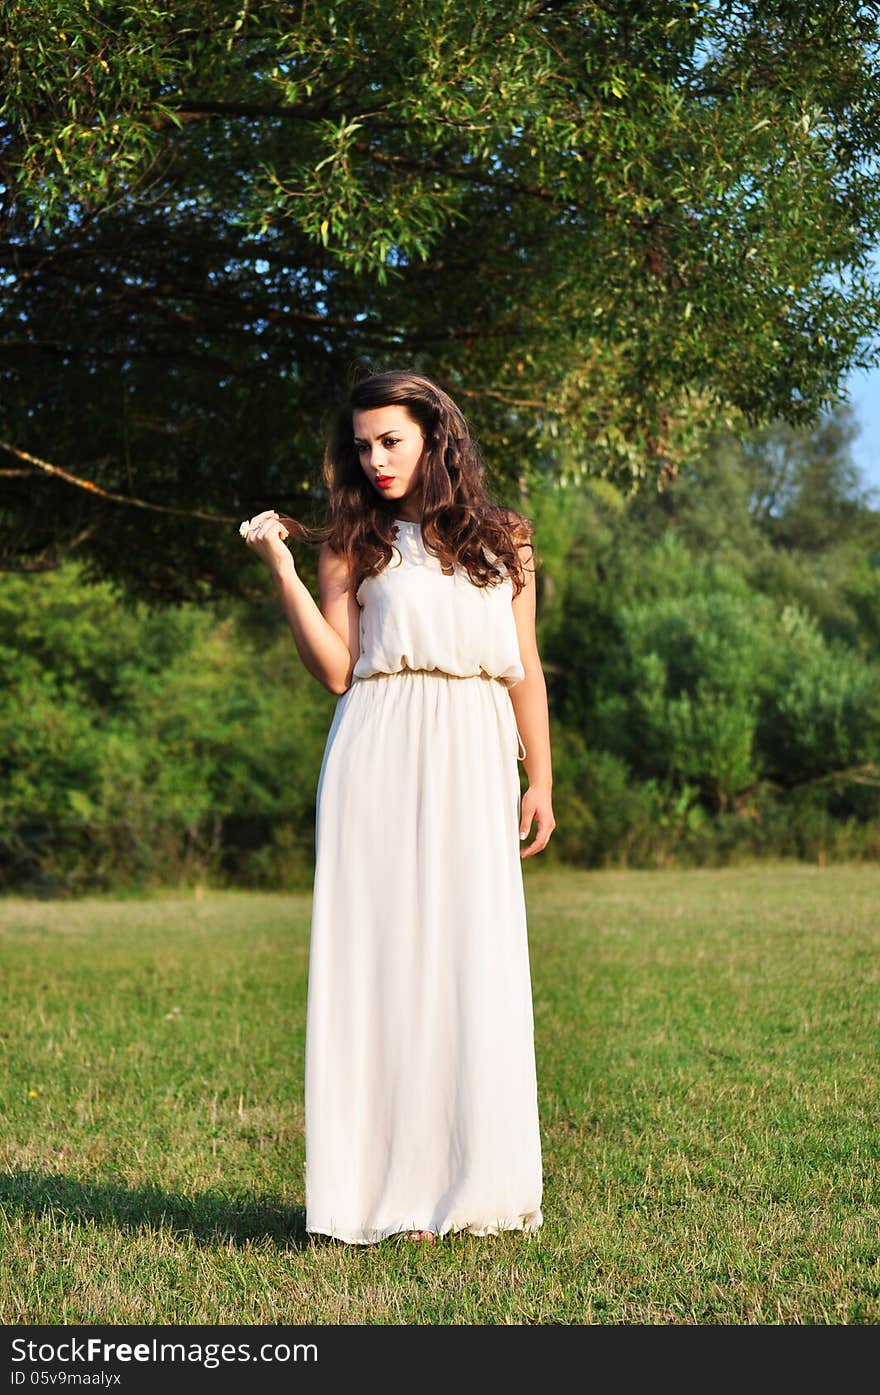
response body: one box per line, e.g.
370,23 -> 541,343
241,369 -> 555,1245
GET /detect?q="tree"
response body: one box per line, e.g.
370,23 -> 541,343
2,1 -> 879,599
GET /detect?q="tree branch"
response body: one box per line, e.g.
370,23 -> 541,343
0,440 -> 240,526
163,97 -> 388,124
351,141 -> 556,201
0,339 -> 243,374
0,523 -> 97,572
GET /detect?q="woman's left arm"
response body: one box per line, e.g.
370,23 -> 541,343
509,534 -> 556,860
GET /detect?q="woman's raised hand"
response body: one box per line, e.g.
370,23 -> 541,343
240,510 -> 296,577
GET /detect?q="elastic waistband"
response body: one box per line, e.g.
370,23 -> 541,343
354,667 -> 505,685
352,668 -> 527,761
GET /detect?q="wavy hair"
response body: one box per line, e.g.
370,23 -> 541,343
284,369 -> 535,597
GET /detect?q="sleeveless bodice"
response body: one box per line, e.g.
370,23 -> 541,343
353,520 -> 525,688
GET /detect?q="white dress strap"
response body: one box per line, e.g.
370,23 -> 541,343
515,721 -> 527,762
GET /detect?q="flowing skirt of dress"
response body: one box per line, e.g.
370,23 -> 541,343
304,667 -> 543,1244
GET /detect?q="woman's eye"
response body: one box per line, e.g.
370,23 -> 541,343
383,438 -> 399,447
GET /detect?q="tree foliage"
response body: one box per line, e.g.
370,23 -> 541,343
2,1 -> 879,597
4,409 -> 879,890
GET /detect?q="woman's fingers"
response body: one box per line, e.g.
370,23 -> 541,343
519,795 -> 556,859
239,512 -> 295,573
521,820 -> 554,858
243,513 -> 284,543
245,510 -> 278,535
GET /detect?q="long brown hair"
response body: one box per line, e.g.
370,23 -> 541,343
285,369 -> 535,597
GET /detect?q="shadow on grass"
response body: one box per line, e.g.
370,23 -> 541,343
0,1170 -> 310,1249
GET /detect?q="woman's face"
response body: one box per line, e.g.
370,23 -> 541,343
352,404 -> 426,512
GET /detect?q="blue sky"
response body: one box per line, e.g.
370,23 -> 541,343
842,244 -> 880,500
845,361 -> 880,501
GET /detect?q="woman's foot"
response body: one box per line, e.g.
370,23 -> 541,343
401,1229 -> 435,1243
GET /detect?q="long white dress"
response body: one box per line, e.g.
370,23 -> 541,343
304,517 -> 543,1243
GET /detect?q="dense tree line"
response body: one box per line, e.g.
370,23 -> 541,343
3,411 -> 877,893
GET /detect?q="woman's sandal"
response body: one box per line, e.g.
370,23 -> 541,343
399,1229 -> 436,1243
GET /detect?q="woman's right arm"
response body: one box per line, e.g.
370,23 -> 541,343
244,511 -> 360,695
273,551 -> 360,695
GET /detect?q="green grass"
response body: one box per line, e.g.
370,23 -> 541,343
1,864 -> 878,1325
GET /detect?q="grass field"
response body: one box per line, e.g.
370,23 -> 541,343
1,864 -> 878,1325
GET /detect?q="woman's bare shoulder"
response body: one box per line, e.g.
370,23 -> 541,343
318,538 -> 347,566
318,539 -> 356,591
496,506 -> 534,551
